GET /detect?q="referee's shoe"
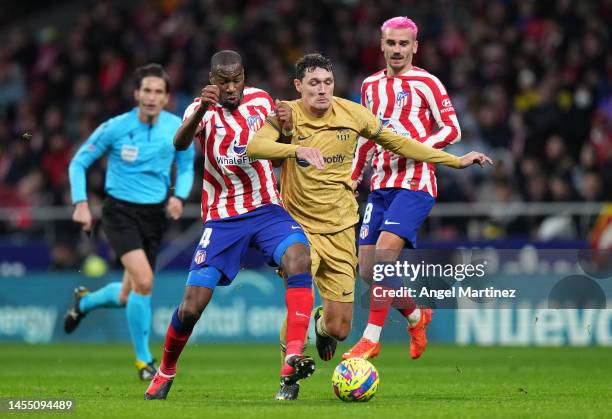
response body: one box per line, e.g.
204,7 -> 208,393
63,286 -> 89,334
136,360 -> 158,381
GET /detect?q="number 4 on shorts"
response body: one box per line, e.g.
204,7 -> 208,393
199,227 -> 212,248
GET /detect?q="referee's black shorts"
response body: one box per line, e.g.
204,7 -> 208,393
101,196 -> 167,269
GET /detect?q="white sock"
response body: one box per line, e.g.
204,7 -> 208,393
158,369 -> 175,378
407,308 -> 421,327
363,324 -> 382,343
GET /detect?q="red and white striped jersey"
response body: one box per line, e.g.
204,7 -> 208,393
183,87 -> 281,221
351,67 -> 461,197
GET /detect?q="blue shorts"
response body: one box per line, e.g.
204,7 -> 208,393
188,204 -> 308,288
357,189 -> 435,248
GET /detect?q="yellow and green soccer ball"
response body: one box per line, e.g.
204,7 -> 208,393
332,358 -> 379,402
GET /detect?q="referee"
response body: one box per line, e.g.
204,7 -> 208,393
64,64 -> 195,380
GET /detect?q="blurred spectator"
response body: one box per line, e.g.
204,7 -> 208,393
580,171 -> 605,202
549,175 -> 576,202
543,134 -> 573,177
41,134 -> 71,198
525,175 -> 550,202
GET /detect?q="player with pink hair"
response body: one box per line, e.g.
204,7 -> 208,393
344,16 -> 468,360
380,16 -> 419,36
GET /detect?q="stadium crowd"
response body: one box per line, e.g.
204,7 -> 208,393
0,0 -> 610,262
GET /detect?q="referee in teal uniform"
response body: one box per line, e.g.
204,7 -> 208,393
65,64 -> 195,380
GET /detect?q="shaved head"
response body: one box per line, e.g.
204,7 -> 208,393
210,50 -> 243,71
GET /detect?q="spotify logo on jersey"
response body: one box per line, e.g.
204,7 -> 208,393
297,154 -> 345,168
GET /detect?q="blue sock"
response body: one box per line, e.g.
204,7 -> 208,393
126,292 -> 153,364
286,273 -> 313,288
79,282 -> 122,314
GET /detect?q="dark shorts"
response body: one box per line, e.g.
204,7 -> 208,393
101,196 -> 167,269
357,188 -> 435,248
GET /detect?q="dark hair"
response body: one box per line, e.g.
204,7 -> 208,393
295,53 -> 333,80
134,63 -> 170,92
210,50 -> 243,71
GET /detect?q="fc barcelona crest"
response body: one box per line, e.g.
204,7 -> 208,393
336,129 -> 351,141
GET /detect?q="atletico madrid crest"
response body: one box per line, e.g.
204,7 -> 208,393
194,250 -> 207,265
395,90 -> 410,108
247,114 -> 263,132
359,225 -> 369,240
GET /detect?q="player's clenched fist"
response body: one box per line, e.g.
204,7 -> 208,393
200,85 -> 220,107
275,100 -> 293,133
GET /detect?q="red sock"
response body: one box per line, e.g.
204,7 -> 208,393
284,287 -> 313,358
393,295 -> 417,318
368,284 -> 394,326
159,316 -> 192,376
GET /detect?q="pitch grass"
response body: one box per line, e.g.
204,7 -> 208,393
2,343 -> 612,418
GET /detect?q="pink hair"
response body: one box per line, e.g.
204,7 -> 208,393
381,17 -> 418,38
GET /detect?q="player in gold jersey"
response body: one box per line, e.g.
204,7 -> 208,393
246,53 -> 492,361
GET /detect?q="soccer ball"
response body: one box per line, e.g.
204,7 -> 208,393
331,358 -> 379,402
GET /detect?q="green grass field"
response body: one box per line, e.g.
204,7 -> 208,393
2,343 -> 612,418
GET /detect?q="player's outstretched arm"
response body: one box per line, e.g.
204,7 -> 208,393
355,103 -> 464,168
376,127 -> 493,169
174,85 -> 219,150
371,127 -> 461,168
247,108 -> 324,168
247,129 -> 324,169
246,119 -> 299,159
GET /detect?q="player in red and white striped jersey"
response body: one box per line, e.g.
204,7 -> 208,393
345,17 -> 472,361
182,85 -> 281,221
353,59 -> 461,196
146,51 -> 320,401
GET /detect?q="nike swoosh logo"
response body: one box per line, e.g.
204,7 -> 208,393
214,124 -> 225,129
342,290 -> 354,296
295,312 -> 309,318
291,225 -> 301,230
384,220 -> 400,225
297,135 -> 310,141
